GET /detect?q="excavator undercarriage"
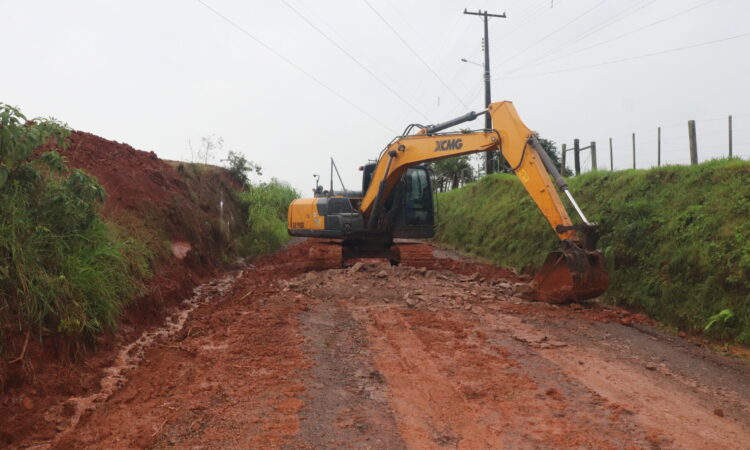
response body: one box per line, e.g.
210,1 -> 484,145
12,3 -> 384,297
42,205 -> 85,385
306,239 -> 434,271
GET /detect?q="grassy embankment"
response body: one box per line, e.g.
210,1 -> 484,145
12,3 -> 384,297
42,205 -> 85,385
436,160 -> 750,343
234,179 -> 297,257
0,104 -> 296,348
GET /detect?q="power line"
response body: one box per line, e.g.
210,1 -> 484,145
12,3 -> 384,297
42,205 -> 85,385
195,0 -> 396,133
571,0 -> 657,42
497,31 -> 750,79
508,0 -> 658,74
523,0 -> 718,71
279,0 -> 431,122
492,0 -> 610,71
490,0 -> 554,48
362,0 -> 469,108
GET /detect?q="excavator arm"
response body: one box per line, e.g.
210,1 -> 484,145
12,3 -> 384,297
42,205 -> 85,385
362,102 -> 576,241
361,101 -> 608,302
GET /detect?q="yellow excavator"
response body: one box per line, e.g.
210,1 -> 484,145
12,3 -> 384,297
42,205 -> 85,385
287,101 -> 608,303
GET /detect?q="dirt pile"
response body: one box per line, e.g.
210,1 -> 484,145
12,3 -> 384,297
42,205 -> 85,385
282,260 -> 650,327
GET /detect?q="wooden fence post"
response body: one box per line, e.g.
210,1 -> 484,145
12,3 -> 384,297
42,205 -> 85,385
561,143 -> 567,175
632,133 -> 636,169
688,120 -> 698,165
729,115 -> 733,157
590,141 -> 597,170
657,127 -> 661,167
574,139 -> 581,176
609,137 -> 613,171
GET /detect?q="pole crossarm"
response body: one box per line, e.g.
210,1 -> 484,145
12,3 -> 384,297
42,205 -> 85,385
464,9 -> 507,18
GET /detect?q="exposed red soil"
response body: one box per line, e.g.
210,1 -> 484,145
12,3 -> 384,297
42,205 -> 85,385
4,242 -> 748,449
1,132 -> 246,446
59,131 -> 243,250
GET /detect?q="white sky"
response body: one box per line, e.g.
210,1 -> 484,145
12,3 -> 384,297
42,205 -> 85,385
3,0 -> 749,194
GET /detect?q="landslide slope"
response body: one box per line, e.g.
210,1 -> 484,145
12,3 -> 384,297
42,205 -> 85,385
1,130 -> 250,443
49,131 -> 248,320
435,159 -> 750,343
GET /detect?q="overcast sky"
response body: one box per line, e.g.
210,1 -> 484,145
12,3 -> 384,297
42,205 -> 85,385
3,0 -> 749,194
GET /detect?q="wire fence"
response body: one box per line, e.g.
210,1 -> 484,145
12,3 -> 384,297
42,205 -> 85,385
560,114 -> 749,175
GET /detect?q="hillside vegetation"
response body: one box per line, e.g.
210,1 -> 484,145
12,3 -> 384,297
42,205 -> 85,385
0,103 -> 296,350
0,104 -> 150,340
436,160 -> 750,343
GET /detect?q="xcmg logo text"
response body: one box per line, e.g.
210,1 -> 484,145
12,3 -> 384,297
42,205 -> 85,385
434,138 -> 463,151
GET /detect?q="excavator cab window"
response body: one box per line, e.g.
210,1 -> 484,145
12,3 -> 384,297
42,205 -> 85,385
404,167 -> 431,225
360,162 -> 434,237
362,163 -> 376,194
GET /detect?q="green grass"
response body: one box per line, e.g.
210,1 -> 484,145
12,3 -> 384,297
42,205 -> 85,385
234,178 -> 298,257
0,104 -> 152,344
436,159 -> 750,343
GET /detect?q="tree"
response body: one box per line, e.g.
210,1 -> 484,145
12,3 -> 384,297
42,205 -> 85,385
189,134 -> 224,164
223,151 -> 262,187
536,136 -> 573,177
429,156 -> 474,192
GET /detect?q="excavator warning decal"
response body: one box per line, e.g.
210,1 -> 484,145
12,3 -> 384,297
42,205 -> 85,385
434,138 -> 463,152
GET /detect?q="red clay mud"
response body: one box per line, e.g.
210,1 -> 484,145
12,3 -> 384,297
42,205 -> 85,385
4,241 -> 750,449
5,241 -> 750,449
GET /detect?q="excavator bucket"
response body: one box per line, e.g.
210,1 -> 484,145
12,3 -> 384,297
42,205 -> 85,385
531,241 -> 609,304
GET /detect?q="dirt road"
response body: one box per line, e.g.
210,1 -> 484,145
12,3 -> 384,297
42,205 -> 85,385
12,240 -> 750,449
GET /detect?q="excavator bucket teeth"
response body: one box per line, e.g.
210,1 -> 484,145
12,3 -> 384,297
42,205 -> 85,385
531,244 -> 609,304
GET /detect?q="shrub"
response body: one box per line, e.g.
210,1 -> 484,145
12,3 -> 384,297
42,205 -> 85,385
236,178 -> 298,256
223,150 -> 261,187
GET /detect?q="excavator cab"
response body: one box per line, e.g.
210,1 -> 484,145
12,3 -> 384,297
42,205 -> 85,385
361,163 -> 435,239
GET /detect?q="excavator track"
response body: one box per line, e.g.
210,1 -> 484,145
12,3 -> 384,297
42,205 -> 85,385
307,241 -> 343,271
392,243 -> 434,268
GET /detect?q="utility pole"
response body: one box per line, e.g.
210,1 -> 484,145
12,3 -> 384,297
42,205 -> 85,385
464,8 -> 506,175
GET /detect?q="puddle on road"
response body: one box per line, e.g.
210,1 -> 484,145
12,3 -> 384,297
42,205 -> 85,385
37,271 -> 243,449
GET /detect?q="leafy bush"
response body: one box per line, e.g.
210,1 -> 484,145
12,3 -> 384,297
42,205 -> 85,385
223,150 -> 261,187
0,104 -> 151,340
436,159 -> 750,343
235,178 -> 298,256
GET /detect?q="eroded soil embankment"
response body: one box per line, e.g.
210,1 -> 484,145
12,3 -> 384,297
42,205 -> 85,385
7,241 -> 750,449
1,131 -> 246,446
